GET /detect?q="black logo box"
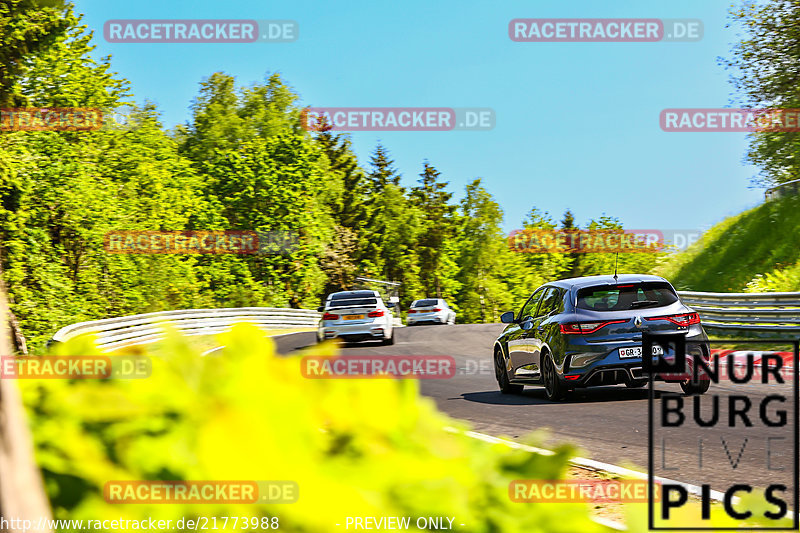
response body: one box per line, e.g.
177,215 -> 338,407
644,334 -> 799,531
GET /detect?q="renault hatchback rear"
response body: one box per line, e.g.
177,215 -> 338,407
492,274 -> 710,401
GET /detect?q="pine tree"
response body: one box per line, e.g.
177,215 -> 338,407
410,161 -> 455,297
367,143 -> 401,193
560,209 -> 580,277
314,131 -> 369,292
316,132 -> 368,230
363,143 -> 403,266
561,209 -> 576,230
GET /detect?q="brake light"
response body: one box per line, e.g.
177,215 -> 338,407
560,319 -> 627,335
433,307 -> 442,312
645,312 -> 700,327
565,375 -> 581,381
616,284 -> 634,288
322,312 -> 339,320
408,309 -> 417,313
368,310 -> 384,318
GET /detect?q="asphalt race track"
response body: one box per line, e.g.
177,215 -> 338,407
274,324 -> 797,502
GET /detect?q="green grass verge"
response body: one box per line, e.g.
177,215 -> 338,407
653,194 -> 800,292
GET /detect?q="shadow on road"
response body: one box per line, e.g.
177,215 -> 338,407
460,386 -> 677,405
280,338 -> 396,353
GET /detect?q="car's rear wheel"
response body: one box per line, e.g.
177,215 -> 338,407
495,348 -> 523,394
680,377 -> 710,395
382,328 -> 395,346
542,354 -> 567,401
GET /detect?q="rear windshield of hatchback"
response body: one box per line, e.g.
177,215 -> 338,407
328,298 -> 378,307
576,282 -> 679,312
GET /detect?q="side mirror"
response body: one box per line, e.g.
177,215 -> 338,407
500,311 -> 515,324
317,306 -> 324,313
386,302 -> 396,308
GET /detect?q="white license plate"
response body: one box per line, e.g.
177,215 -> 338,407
619,345 -> 664,359
342,314 -> 365,320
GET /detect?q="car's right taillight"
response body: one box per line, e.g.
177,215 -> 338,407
433,307 -> 442,312
408,309 -> 416,313
560,320 -> 627,334
368,309 -> 384,318
322,312 -> 339,320
645,312 -> 700,327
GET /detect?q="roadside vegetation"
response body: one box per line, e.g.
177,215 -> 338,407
21,324 -> 604,532
653,194 -> 800,292
653,0 -> 800,294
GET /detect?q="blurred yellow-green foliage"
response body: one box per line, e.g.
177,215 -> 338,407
20,324 -> 605,532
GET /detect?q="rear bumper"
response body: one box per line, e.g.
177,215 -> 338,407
567,364 -> 653,387
565,362 -> 710,387
320,321 -> 389,341
407,313 -> 446,325
561,332 -> 710,387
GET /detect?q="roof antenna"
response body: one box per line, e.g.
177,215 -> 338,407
613,252 -> 619,283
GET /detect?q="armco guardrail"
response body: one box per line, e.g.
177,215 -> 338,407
677,291 -> 800,336
765,178 -> 800,201
50,307 -> 321,351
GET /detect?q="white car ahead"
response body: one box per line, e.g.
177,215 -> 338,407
317,290 -> 395,344
406,298 -> 456,325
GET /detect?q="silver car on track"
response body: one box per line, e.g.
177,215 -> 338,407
317,290 -> 396,344
406,298 -> 456,325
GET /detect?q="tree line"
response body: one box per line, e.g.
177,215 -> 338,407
0,1 -> 677,351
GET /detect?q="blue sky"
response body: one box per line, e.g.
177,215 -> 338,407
75,0 -> 761,233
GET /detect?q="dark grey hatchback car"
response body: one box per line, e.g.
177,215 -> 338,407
493,274 -> 710,401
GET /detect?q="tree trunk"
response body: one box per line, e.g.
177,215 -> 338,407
0,264 -> 27,355
0,287 -> 51,532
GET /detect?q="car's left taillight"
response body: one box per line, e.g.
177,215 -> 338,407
560,320 -> 627,334
645,312 -> 700,327
368,310 -> 384,318
322,312 -> 339,320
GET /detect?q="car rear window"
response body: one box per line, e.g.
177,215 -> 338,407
576,282 -> 678,312
332,291 -> 374,300
414,299 -> 438,307
328,298 -> 378,307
